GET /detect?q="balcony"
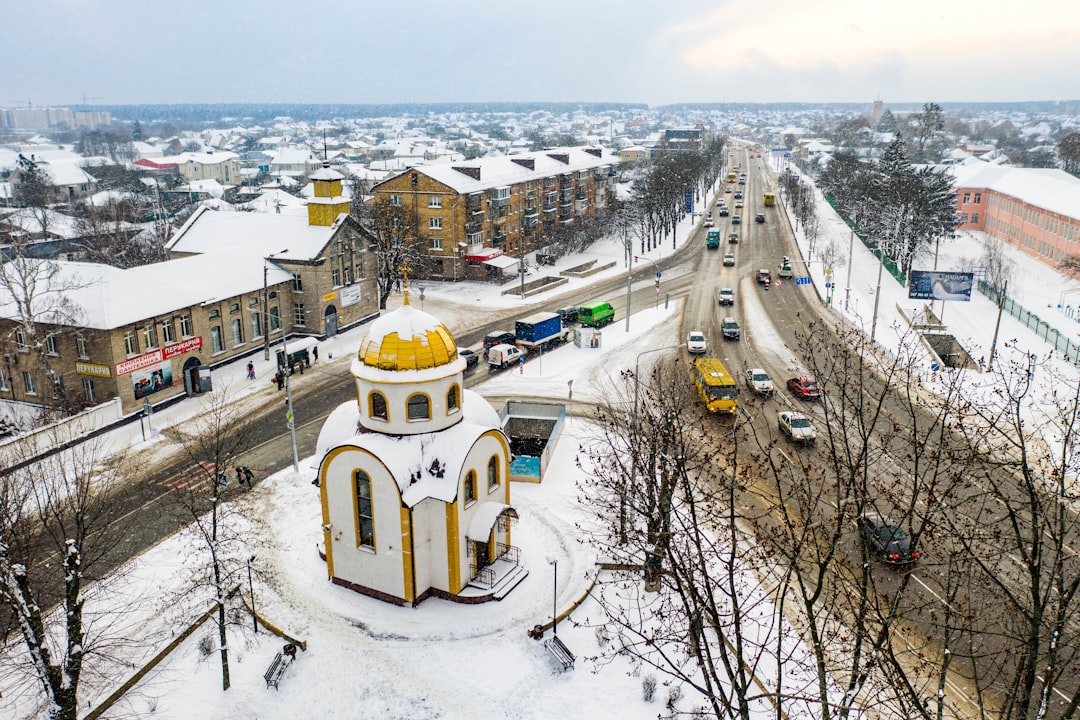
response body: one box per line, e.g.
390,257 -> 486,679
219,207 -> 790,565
492,234 -> 507,246
524,207 -> 539,218
465,220 -> 483,234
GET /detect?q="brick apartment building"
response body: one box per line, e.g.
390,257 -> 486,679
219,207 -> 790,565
371,147 -> 619,281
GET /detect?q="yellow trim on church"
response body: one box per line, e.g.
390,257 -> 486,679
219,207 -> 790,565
445,503 -> 461,593
400,506 -> 415,603
319,463 -> 334,577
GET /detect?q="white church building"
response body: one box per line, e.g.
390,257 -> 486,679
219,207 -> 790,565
315,293 -> 521,606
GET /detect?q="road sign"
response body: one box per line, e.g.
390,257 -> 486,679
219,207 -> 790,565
930,363 -> 940,372
655,271 -> 661,280
796,277 -> 811,285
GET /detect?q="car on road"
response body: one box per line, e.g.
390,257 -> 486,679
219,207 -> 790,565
786,376 -> 821,400
728,232 -> 739,244
735,200 -> 744,209
557,307 -> 579,324
718,206 -> 729,217
725,187 -> 733,194
755,213 -> 765,223
778,410 -> 816,443
756,269 -> 771,285
858,514 -> 918,566
718,287 -> 735,306
734,191 -> 743,200
745,368 -> 775,396
705,212 -> 714,227
723,253 -> 736,266
457,347 -> 480,371
738,178 -> 745,185
732,215 -> 741,225
483,331 -> 516,350
686,331 -> 708,354
721,316 -> 741,341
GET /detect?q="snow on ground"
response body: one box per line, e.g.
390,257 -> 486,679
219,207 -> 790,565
8,167 -> 1080,718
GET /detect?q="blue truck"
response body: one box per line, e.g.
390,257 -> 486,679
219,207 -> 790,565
515,311 -> 571,352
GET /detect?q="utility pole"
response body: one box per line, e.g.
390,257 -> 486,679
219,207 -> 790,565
987,280 -> 1007,373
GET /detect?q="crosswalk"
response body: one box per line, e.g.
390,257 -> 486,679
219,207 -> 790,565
160,461 -> 218,492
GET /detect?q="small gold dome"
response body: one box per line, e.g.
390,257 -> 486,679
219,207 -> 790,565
357,304 -> 458,371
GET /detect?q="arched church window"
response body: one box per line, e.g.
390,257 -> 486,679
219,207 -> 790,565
355,470 -> 375,549
464,470 -> 477,505
370,392 -> 388,421
447,385 -> 459,413
407,393 -> 430,421
487,455 -> 499,490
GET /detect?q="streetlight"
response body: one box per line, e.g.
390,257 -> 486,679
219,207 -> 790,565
621,344 -> 682,543
281,329 -> 300,474
247,555 -> 257,633
263,249 -> 289,361
546,554 -> 558,635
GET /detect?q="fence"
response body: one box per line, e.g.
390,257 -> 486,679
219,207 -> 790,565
977,279 -> 1080,362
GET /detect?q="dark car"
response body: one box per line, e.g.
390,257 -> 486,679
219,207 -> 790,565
721,316 -> 741,341
755,213 -> 765,224
457,347 -> 479,371
858,514 -> 918,566
786,376 -> 821,400
557,307 -> 579,324
483,331 -> 516,350
718,207 -> 730,217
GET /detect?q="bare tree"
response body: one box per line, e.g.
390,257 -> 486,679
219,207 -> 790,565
354,197 -> 427,308
0,432 -> 131,720
166,390 -> 259,692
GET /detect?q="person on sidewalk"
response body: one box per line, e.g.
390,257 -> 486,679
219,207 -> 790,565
247,361 -> 256,380
312,346 -> 318,364
234,466 -> 244,485
243,466 -> 255,488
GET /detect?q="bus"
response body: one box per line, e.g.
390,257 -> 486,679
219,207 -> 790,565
763,192 -> 776,207
691,357 -> 739,414
726,171 -> 737,183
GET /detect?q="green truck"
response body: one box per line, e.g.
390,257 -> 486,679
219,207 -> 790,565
578,301 -> 615,327
706,230 -> 721,249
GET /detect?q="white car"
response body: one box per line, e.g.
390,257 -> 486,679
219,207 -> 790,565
686,331 -> 708,354
745,368 -> 775,396
778,411 -> 817,444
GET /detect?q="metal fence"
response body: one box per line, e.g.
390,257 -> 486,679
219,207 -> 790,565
977,279 -> 1080,362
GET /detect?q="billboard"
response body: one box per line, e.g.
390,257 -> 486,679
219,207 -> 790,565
908,270 -> 973,301
132,361 -> 174,400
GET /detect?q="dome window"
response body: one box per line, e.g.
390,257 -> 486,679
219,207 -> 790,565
407,393 -> 431,421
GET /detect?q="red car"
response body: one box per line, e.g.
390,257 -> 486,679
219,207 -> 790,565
787,376 -> 821,400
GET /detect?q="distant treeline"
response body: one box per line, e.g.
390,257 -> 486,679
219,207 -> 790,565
67,102 -> 651,125
658,100 -> 1080,115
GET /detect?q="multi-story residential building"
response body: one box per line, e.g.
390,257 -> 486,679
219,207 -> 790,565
134,150 -> 241,187
371,147 -> 619,281
952,164 -> 1080,271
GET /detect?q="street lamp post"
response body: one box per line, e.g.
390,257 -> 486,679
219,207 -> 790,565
281,330 -> 300,474
247,555 -> 257,633
263,249 -> 289,361
547,555 -> 558,635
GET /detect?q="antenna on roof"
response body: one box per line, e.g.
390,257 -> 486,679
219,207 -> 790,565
322,130 -> 329,168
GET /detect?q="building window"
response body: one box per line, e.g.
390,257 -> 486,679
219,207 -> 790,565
447,385 -> 459,413
962,192 -> 971,204
428,195 -> 442,208
407,393 -> 430,421
464,470 -> 477,505
161,319 -> 175,344
389,194 -> 402,207
293,303 -> 306,326
250,311 -> 262,340
355,470 -> 375,549
974,192 -> 982,204
123,330 -> 139,356
142,324 -> 158,349
0,367 -> 8,391
230,318 -> 244,346
430,237 -> 443,251
211,326 -> 224,353
209,309 -> 220,320
269,306 -> 281,331
229,302 -> 240,314
22,371 -> 36,395
15,327 -> 28,351
291,273 -> 303,292
332,268 -> 340,286
76,334 -> 88,359
487,455 -> 499,490
972,213 -> 979,225
179,314 -> 193,337
82,378 -> 95,404
45,334 -> 59,356
959,213 -> 969,224
370,392 -> 388,421
429,217 -> 442,230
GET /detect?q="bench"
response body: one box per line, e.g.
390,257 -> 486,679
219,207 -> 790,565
263,651 -> 292,689
544,635 -> 575,671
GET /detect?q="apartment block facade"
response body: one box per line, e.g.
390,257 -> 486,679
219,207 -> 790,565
953,164 -> 1080,271
371,147 -> 619,280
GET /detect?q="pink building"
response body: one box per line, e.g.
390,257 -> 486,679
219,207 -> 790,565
952,163 -> 1080,272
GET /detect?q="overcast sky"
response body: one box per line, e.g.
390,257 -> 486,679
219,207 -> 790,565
5,0 -> 1079,107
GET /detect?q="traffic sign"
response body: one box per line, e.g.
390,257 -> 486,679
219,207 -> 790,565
655,271 -> 661,280
796,277 -> 811,285
930,363 -> 940,372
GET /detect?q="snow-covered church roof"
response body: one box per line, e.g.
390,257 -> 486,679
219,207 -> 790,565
354,299 -> 461,375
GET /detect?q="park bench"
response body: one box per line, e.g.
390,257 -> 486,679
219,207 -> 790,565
544,635 -> 575,671
263,644 -> 297,689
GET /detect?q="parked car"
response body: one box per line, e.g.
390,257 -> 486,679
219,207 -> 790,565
755,213 -> 765,224
686,331 -> 708,354
723,253 -> 736,266
718,287 -> 735,306
858,514 -> 918,566
557,307 -> 579,324
778,411 -> 816,443
457,347 -> 479,371
787,376 -> 821,400
721,317 -> 741,341
483,331 -> 516,350
744,368 -> 775,396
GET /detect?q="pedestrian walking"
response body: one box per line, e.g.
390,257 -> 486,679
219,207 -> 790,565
312,346 -> 318,364
235,466 -> 244,485
247,361 -> 256,380
275,369 -> 284,390
243,466 -> 255,487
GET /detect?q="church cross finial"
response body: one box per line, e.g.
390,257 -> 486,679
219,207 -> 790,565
399,261 -> 411,305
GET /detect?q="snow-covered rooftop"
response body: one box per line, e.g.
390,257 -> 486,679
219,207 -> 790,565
167,206 -> 346,262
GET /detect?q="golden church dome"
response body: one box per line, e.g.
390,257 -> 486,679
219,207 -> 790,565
357,303 -> 459,371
